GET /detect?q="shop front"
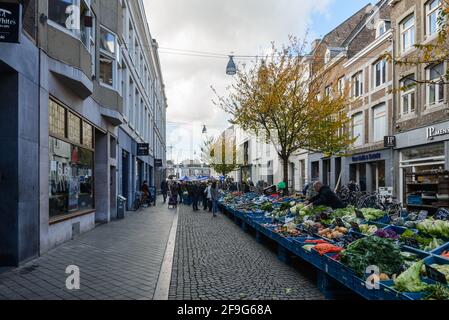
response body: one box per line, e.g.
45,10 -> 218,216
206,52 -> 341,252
49,99 -> 95,222
344,149 -> 393,193
395,121 -> 449,211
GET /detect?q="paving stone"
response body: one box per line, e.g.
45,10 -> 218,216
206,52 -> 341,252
169,205 -> 324,300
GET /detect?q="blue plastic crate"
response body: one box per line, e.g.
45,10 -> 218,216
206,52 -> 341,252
378,281 -> 406,300
325,254 -> 356,290
408,195 -> 423,205
423,255 -> 449,286
431,242 -> 449,261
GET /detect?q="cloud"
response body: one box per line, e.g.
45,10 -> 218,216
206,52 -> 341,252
144,0 -> 332,162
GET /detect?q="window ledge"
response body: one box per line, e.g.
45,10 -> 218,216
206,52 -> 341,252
397,113 -> 418,122
423,103 -> 447,115
49,209 -> 95,226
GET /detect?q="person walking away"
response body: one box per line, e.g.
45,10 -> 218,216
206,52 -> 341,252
190,182 -> 199,211
161,180 -> 168,203
199,183 -> 207,210
307,181 -> 345,209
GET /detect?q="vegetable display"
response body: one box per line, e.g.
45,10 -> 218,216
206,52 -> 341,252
417,219 -> 449,239
340,237 -> 404,277
360,208 -> 386,221
394,261 -> 428,293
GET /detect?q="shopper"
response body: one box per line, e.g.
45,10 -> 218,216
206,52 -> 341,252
211,181 -> 220,217
161,179 -> 168,203
308,181 -> 346,209
190,182 -> 200,211
205,182 -> 213,212
141,181 -> 151,207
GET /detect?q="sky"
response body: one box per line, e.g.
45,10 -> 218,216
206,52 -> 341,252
144,0 -> 372,163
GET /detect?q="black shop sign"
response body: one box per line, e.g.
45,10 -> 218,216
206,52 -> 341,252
137,143 -> 150,156
154,159 -> 163,167
0,3 -> 21,44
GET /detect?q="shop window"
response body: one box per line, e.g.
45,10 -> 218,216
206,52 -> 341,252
373,60 -> 386,88
49,100 -> 66,137
352,112 -> 364,147
400,15 -> 415,52
425,0 -> 442,37
372,104 -> 386,142
82,122 -> 93,148
426,63 -> 446,106
99,26 -> 118,88
352,71 -> 363,97
401,75 -> 416,115
68,112 -> 81,144
402,143 -> 445,161
49,137 -> 94,219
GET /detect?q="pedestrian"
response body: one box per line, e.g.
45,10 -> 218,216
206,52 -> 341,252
161,179 -> 168,203
200,182 -> 208,210
190,182 -> 199,211
205,182 -> 212,212
211,181 -> 220,217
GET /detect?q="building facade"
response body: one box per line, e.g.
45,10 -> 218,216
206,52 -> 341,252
0,0 -> 166,267
389,0 -> 449,207
308,0 -> 395,194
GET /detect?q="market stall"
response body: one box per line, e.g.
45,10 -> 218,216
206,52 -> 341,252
218,192 -> 449,300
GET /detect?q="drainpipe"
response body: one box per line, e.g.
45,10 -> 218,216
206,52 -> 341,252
391,30 -> 397,198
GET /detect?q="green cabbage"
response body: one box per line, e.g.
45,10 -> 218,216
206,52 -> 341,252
394,260 -> 428,293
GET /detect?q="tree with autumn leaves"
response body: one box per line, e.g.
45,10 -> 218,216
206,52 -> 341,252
214,37 -> 354,195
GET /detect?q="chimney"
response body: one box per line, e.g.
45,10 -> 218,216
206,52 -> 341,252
311,39 -> 321,51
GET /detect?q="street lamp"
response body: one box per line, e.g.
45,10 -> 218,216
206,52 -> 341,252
202,125 -> 207,134
226,56 -> 236,75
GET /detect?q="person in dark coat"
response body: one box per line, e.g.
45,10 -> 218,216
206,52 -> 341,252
190,182 -> 200,211
308,181 -> 345,209
161,180 -> 169,203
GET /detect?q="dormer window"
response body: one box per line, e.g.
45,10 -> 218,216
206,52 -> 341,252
324,49 -> 331,64
376,20 -> 391,38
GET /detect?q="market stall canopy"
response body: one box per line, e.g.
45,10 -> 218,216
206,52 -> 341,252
178,176 -> 191,182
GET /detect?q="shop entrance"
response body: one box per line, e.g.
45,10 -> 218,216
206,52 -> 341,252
121,151 -> 129,206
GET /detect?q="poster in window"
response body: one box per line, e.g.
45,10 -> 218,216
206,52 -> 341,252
68,174 -> 80,211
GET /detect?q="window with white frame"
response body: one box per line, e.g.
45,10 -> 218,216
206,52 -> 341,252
401,75 -> 416,115
373,60 -> 386,88
400,15 -> 415,52
324,49 -> 331,64
325,85 -> 332,97
99,26 -> 118,88
372,104 -> 386,142
376,20 -> 390,38
337,76 -> 345,95
426,0 -> 442,36
352,112 -> 364,147
426,63 -> 446,106
352,71 -> 363,97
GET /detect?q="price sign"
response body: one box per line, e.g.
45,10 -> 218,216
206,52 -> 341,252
426,265 -> 448,285
355,209 -> 365,220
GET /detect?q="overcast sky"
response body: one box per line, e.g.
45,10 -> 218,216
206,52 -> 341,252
143,0 -> 371,164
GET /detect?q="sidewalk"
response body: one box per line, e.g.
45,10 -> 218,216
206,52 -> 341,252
0,200 -> 176,300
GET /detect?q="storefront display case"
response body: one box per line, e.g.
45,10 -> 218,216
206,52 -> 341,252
404,170 -> 449,214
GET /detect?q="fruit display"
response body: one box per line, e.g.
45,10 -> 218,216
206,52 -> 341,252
318,226 -> 349,240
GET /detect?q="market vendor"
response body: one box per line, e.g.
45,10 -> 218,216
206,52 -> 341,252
307,181 -> 345,209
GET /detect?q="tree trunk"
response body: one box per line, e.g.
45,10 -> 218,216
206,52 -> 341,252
282,157 -> 289,196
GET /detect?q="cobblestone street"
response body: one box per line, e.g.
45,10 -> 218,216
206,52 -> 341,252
0,201 -> 176,300
169,205 -> 324,300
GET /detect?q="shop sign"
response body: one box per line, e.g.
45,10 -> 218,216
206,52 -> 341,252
0,3 -> 21,44
352,153 -> 381,162
426,126 -> 449,141
384,136 -> 396,148
137,143 -> 150,156
155,159 -> 163,167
